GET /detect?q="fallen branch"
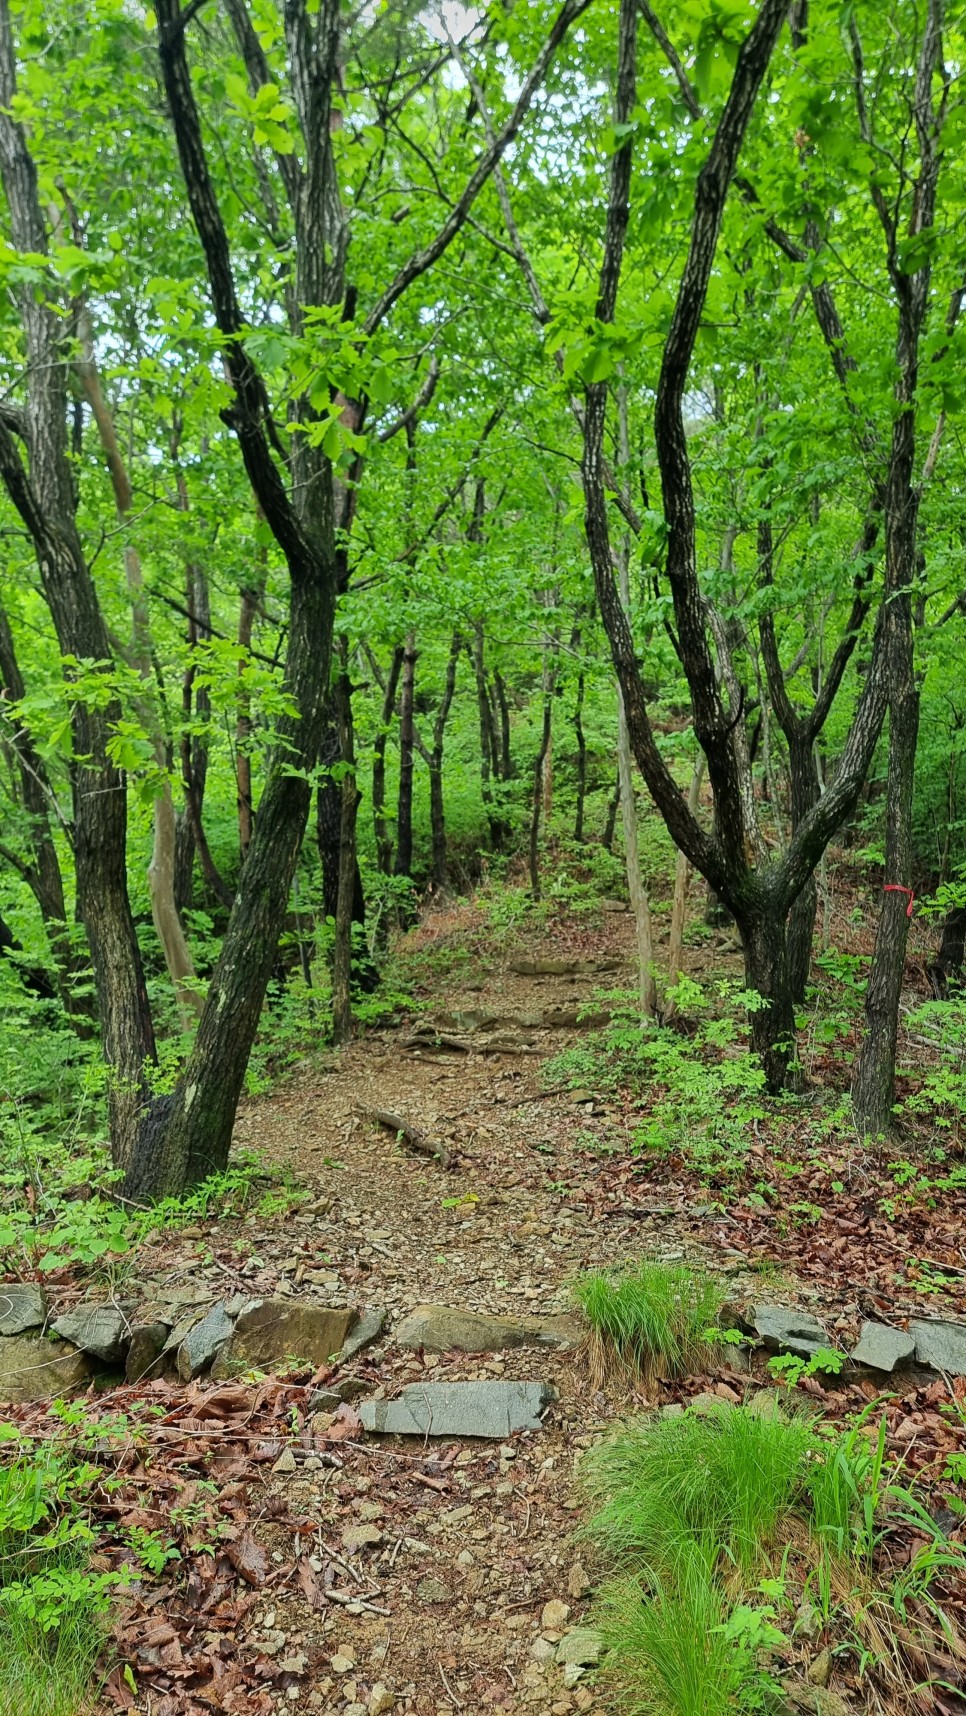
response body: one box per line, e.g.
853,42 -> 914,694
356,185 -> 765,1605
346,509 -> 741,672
361,1107 -> 451,1169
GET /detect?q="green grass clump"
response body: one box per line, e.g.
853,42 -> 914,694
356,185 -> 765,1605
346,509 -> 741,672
583,1399 -> 815,1577
596,1556 -> 757,1716
574,1261 -> 727,1388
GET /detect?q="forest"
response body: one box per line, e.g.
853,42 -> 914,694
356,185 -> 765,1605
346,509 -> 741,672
1,1 -> 966,1714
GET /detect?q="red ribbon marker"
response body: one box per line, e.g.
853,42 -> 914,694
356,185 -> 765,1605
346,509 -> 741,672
883,884 -> 915,917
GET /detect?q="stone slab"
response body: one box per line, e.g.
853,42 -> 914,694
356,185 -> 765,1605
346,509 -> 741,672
910,1318 -> 966,1375
360,1380 -> 552,1438
849,1321 -> 915,1373
753,1304 -> 827,1358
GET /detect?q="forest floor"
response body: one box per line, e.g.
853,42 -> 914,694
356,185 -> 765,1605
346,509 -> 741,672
13,890 -> 966,1715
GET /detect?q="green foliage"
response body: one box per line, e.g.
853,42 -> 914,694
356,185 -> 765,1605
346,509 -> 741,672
0,1433 -> 116,1715
767,1347 -> 846,1389
574,1261 -> 728,1388
548,982 -> 771,1178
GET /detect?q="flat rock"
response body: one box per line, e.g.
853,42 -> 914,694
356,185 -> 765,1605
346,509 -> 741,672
338,1307 -> 387,1363
176,1302 -> 233,1380
0,1334 -> 92,1403
510,957 -> 583,977
753,1304 -> 827,1358
0,1283 -> 46,1336
910,1317 -> 966,1375
213,1299 -> 357,1377
360,1380 -> 552,1438
850,1321 -> 915,1373
394,1304 -> 577,1354
52,1302 -> 129,1364
556,1628 -> 601,1668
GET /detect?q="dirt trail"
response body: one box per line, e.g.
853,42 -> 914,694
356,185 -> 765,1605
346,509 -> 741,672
176,912 -> 753,1716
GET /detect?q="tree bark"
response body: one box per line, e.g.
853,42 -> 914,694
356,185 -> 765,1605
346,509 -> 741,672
573,663 -> 587,844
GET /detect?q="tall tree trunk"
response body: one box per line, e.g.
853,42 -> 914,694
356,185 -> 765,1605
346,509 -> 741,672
494,670 -> 513,781
236,577 -> 263,864
430,631 -> 461,891
394,631 -> 417,880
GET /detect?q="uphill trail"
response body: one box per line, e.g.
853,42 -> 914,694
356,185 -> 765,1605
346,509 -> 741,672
136,900 -> 749,1716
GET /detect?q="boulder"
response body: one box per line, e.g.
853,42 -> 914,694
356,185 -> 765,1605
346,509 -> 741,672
52,1302 -> 130,1364
909,1318 -> 966,1375
126,1321 -> 170,1383
0,1283 -> 46,1336
0,1334 -> 91,1403
176,1302 -> 233,1381
849,1321 -> 915,1373
360,1379 -> 552,1438
212,1299 -> 356,1378
753,1305 -> 827,1358
394,1304 -> 577,1354
338,1307 -> 387,1364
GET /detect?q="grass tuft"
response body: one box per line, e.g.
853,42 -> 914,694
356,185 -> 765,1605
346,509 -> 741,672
583,1398 -> 815,1577
573,1261 -> 727,1389
596,1559 -> 759,1716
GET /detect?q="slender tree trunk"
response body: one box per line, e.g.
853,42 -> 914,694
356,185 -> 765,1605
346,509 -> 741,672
666,756 -> 705,1002
852,623 -> 920,1132
394,630 -> 417,879
602,770 -> 621,850
494,670 -> 513,782
616,385 -> 657,1016
373,644 -> 404,874
236,579 -> 261,864
471,620 -> 504,850
529,673 -> 555,900
573,667 -> 587,843
430,630 -> 461,891
331,649 -> 358,1044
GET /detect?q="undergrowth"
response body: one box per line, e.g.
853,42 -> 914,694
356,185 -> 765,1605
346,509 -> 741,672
583,1399 -> 966,1714
0,1429 -> 117,1716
